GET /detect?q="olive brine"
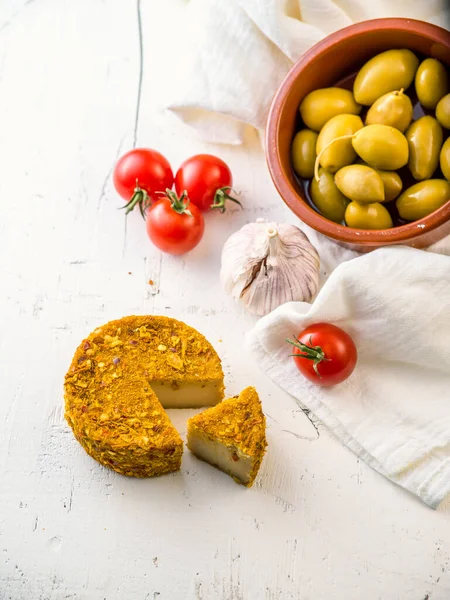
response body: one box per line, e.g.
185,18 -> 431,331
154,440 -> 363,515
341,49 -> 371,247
292,49 -> 450,230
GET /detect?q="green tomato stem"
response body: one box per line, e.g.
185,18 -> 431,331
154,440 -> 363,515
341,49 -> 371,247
210,186 -> 243,213
165,189 -> 193,216
286,335 -> 330,377
120,180 -> 150,218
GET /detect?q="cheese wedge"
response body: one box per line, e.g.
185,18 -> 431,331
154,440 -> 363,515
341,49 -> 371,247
187,387 -> 267,486
64,315 -> 224,477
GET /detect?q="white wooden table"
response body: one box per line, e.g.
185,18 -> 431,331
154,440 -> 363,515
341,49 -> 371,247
1,1 -> 449,599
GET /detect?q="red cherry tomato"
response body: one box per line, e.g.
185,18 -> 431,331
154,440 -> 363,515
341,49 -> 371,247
174,154 -> 241,212
287,323 -> 357,387
145,190 -> 204,255
113,148 -> 173,215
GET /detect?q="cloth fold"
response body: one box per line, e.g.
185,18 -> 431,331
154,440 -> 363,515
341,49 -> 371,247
164,0 -> 450,144
247,246 -> 450,508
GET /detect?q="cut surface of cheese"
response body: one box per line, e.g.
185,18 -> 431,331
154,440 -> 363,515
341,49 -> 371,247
64,315 -> 224,477
150,380 -> 223,408
187,386 -> 267,486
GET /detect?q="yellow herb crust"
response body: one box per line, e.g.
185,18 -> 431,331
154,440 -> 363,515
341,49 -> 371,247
64,315 -> 224,477
187,386 -> 267,486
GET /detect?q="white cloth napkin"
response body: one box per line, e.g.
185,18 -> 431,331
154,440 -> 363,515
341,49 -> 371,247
247,246 -> 450,508
165,0 -> 450,144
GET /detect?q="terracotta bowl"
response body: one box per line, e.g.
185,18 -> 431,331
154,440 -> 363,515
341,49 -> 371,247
266,18 -> 450,251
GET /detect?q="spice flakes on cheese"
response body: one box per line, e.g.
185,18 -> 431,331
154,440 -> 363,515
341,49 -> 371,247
64,315 -> 225,477
187,386 -> 267,487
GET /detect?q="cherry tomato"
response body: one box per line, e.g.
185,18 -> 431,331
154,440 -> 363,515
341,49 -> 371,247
146,190 -> 205,255
287,323 -> 357,386
174,154 -> 241,212
113,148 -> 173,215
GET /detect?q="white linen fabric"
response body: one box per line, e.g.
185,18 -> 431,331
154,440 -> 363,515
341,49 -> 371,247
247,246 -> 450,508
164,0 -> 450,144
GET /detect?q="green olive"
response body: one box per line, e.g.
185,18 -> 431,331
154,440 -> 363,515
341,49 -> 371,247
436,93 -> 450,129
365,89 -> 413,132
352,124 -> 409,170
406,116 -> 443,181
299,87 -> 362,132
316,114 -> 363,173
440,137 -> 450,181
396,179 -> 450,220
356,159 -> 403,201
353,49 -> 419,106
415,58 -> 450,110
291,129 -> 318,179
335,165 -> 384,204
310,167 -> 349,223
345,201 -> 393,229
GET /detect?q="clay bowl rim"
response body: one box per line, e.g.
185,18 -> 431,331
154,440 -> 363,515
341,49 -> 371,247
266,17 -> 450,246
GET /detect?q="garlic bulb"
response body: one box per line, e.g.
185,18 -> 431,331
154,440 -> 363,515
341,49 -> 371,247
220,219 -> 320,316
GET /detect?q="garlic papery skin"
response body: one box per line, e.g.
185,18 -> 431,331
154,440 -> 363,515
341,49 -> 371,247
220,220 -> 320,316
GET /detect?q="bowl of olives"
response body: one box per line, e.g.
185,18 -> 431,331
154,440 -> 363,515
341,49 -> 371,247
266,18 -> 450,250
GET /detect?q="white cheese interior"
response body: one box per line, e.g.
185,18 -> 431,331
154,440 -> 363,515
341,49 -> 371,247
150,380 -> 223,409
187,431 -> 253,484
